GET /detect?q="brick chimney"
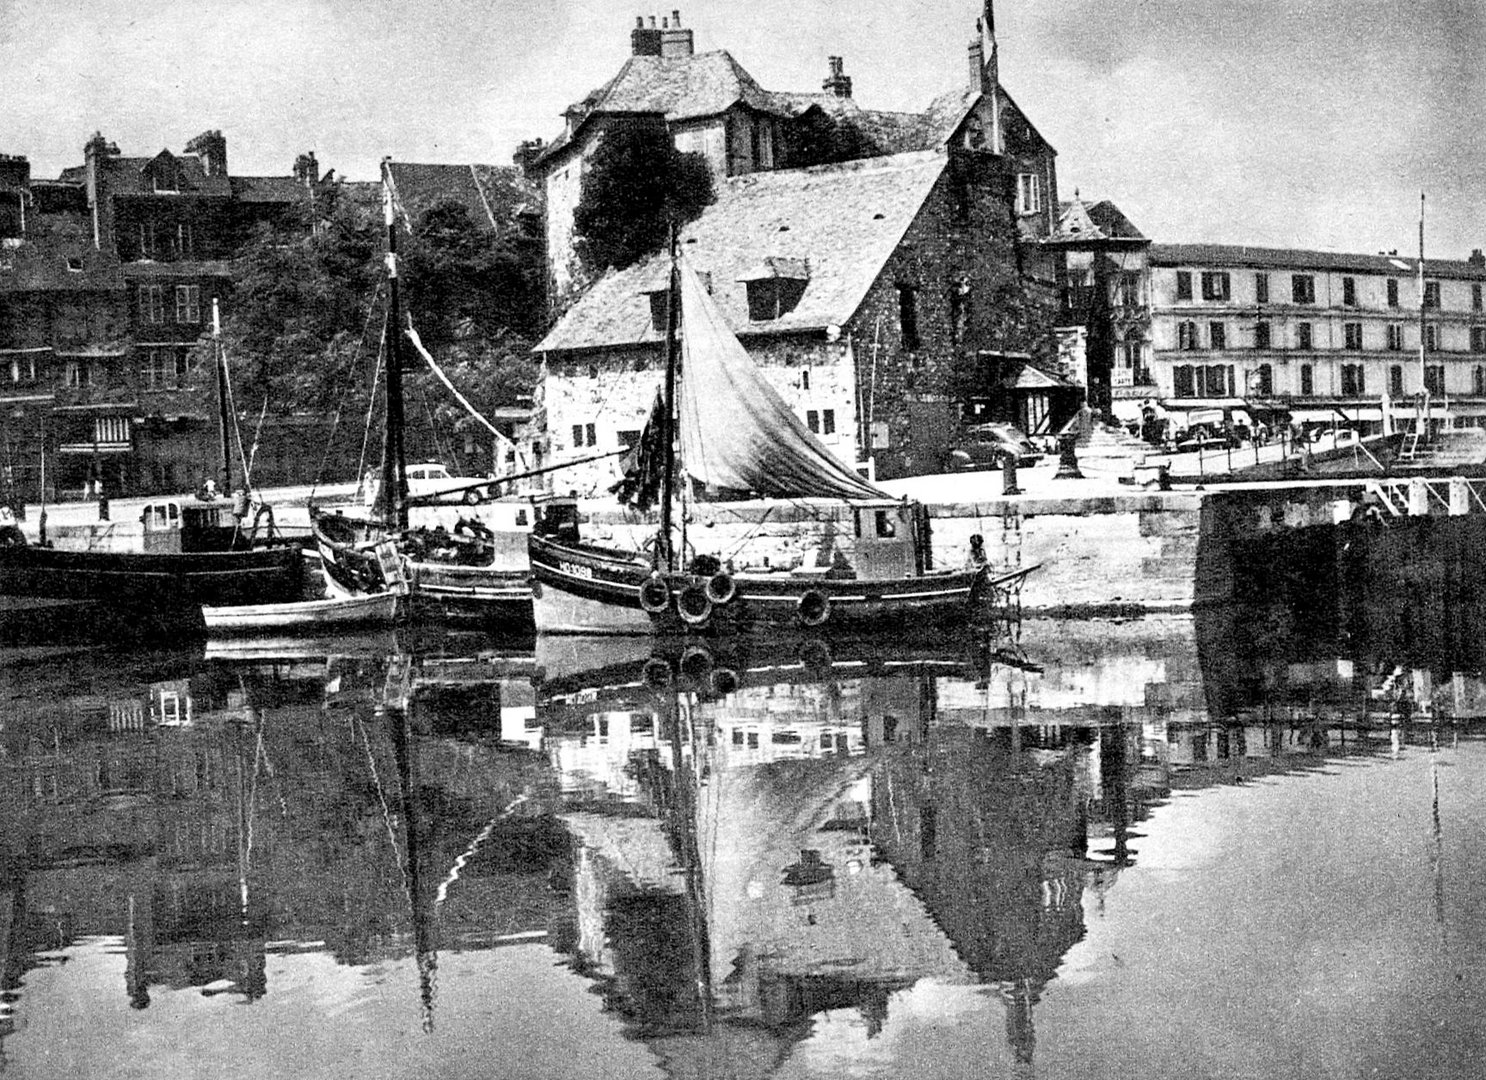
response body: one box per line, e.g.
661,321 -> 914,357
968,35 -> 985,92
293,151 -> 319,186
1470,248 -> 1485,268
632,11 -> 692,57
822,56 -> 852,98
660,11 -> 692,58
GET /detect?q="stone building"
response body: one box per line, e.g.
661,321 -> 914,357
0,132 -> 316,500
533,8 -> 1063,312
1045,195 -> 1151,425
1146,243 -> 1486,435
531,10 -> 1070,488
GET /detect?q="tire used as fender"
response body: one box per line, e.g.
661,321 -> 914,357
638,572 -> 671,614
677,581 -> 713,626
705,571 -> 737,606
797,589 -> 830,627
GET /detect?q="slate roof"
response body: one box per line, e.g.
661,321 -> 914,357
97,151 -> 232,198
385,162 -> 539,230
1149,242 -> 1486,279
541,50 -> 788,162
1050,197 -> 1146,244
230,175 -> 309,203
535,149 -> 948,353
0,245 -> 122,293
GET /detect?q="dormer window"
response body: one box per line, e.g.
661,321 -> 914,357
739,257 -> 809,321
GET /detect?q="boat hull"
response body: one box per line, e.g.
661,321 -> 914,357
0,543 -> 305,610
528,532 -> 1024,636
202,589 -> 400,634
312,510 -> 533,630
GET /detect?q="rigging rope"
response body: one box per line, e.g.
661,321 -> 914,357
313,279 -> 387,499
356,319 -> 389,487
404,325 -> 523,466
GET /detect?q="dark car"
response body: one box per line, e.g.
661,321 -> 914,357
947,423 -> 1042,471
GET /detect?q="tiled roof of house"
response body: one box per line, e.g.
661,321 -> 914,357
535,149 -> 948,353
97,151 -> 232,197
1051,197 -> 1146,243
1149,242 -> 1486,279
385,162 -> 539,229
0,245 -> 123,292
542,51 -> 787,162
230,175 -> 309,203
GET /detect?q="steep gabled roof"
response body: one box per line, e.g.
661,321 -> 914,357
385,162 -> 540,230
542,50 -> 787,163
1050,197 -> 1146,244
536,149 -> 948,353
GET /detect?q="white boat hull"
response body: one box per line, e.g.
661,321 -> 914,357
202,590 -> 400,633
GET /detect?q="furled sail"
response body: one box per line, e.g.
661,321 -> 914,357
676,261 -> 888,501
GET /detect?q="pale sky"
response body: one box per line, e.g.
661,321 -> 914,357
1,0 -> 1482,258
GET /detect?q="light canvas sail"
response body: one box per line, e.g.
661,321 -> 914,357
676,260 -> 888,501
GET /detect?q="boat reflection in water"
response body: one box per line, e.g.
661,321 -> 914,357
0,598 -> 1483,1078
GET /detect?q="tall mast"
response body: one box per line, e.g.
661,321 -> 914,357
213,298 -> 233,493
379,158 -> 409,531
657,226 -> 680,572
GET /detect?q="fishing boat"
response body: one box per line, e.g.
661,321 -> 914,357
309,160 -> 533,631
0,304 -> 304,615
527,244 -> 1035,635
202,587 -> 401,635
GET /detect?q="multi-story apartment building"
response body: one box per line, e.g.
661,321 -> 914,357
1145,243 -> 1486,433
0,133 -> 315,502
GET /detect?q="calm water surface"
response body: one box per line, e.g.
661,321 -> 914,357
1,606 -> 1483,1079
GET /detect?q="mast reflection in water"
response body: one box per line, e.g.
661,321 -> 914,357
0,599 -> 1483,1079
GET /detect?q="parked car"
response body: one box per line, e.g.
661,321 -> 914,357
359,462 -> 493,506
946,423 -> 1042,471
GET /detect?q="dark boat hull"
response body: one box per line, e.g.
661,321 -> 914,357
528,532 -> 1027,636
0,543 -> 305,609
312,510 -> 533,630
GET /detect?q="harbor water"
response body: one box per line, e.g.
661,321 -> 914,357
1,599 -> 1483,1079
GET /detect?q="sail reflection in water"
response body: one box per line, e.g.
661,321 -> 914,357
0,605 -> 1484,1078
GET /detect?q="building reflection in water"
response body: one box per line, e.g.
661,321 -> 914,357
0,590 -> 1481,1076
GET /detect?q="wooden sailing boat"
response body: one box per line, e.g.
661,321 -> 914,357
0,302 -> 303,614
310,159 -> 532,630
527,243 -> 1034,636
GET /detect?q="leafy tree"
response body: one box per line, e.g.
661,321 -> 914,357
211,188 -> 542,473
573,122 -> 713,274
778,109 -> 878,169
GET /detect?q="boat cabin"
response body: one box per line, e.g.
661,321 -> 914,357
850,500 -> 932,578
141,500 -> 251,554
532,496 -> 582,544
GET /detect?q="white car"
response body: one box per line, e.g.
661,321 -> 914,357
359,462 -> 493,506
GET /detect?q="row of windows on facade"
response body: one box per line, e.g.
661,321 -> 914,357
646,277 -> 965,351
11,347 -> 194,390
1174,269 -> 1483,311
1174,319 -> 1485,353
571,408 -> 837,451
1171,362 -> 1485,399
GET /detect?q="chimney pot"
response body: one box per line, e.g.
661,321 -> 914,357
636,15 -> 643,27
672,9 -> 680,25
650,15 -> 656,27
822,55 -> 852,98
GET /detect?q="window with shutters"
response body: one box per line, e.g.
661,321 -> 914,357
1200,272 -> 1230,301
1342,277 -> 1357,306
1254,273 -> 1269,304
1425,365 -> 1445,395
1297,322 -> 1313,350
1390,365 -> 1404,397
1388,324 -> 1403,351
1387,278 -> 1399,308
1175,271 -> 1193,300
175,285 -> 200,324
1344,322 -> 1362,350
1300,364 -> 1314,396
1255,321 -> 1271,349
1424,281 -> 1441,309
1292,275 -> 1315,303
1208,322 -> 1226,349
